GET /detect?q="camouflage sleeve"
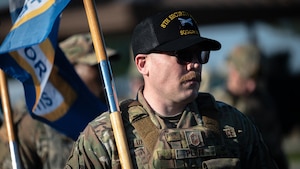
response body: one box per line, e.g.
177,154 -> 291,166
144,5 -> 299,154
17,113 -> 45,169
64,113 -> 121,169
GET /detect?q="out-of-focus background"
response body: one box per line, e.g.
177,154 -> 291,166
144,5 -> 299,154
1,1 -> 300,168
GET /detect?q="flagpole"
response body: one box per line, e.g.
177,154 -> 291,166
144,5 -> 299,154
0,70 -> 22,169
82,0 -> 133,168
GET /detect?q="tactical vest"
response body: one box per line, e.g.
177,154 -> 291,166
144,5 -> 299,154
120,93 -> 240,169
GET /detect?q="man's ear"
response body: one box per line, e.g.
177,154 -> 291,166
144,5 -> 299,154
135,54 -> 148,75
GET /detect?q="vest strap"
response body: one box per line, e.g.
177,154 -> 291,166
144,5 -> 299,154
132,116 -> 159,154
120,99 -> 160,154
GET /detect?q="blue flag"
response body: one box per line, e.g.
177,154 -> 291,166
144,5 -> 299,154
31,47 -> 108,140
0,0 -> 108,140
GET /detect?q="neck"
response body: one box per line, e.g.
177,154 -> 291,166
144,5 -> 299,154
142,87 -> 187,117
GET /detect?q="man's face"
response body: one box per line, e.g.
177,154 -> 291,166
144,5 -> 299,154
143,46 -> 203,104
226,65 -> 249,96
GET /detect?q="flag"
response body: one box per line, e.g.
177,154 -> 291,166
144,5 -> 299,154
0,0 -> 108,140
31,47 -> 108,140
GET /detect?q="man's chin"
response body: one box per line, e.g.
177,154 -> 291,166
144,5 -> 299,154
182,90 -> 198,102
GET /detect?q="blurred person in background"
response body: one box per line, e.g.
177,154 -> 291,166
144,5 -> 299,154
212,43 -> 289,169
0,33 -> 120,169
60,33 -> 120,104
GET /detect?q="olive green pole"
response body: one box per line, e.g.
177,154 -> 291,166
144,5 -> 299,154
0,70 -> 22,169
82,0 -> 133,168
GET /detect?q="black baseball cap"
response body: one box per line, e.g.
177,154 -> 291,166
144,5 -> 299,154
131,10 -> 221,58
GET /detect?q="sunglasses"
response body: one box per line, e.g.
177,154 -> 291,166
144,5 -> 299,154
175,50 -> 210,65
155,49 -> 210,65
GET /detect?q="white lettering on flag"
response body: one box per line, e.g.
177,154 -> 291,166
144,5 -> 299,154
35,82 -> 64,116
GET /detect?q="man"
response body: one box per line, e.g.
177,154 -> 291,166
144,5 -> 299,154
212,43 -> 288,169
64,10 -> 278,169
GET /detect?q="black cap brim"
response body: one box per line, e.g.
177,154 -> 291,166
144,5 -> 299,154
153,35 -> 221,52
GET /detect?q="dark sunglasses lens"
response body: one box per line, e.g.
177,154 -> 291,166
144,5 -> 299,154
176,50 -> 210,64
200,51 -> 210,64
176,52 -> 192,64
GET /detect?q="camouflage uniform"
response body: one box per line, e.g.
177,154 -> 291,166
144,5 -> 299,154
64,89 -> 278,169
212,44 -> 288,169
0,110 -> 74,169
